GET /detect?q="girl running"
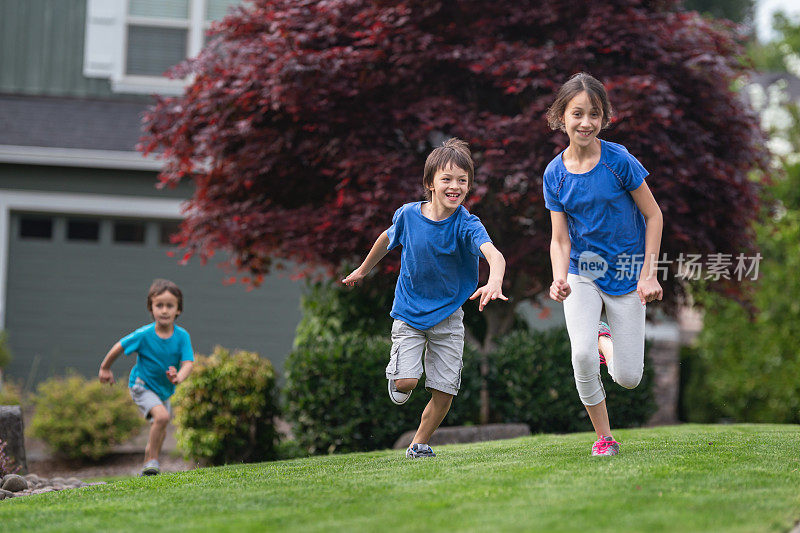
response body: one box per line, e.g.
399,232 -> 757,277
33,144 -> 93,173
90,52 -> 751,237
543,72 -> 663,456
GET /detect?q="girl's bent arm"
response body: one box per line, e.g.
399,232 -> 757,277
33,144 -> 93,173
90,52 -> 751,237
342,230 -> 391,286
630,181 -> 664,303
549,211 -> 572,302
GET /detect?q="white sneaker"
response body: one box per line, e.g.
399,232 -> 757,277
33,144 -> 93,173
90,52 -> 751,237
388,379 -> 412,405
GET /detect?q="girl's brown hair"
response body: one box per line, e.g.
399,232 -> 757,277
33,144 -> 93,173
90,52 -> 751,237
147,279 -> 183,314
422,138 -> 474,201
546,72 -> 614,131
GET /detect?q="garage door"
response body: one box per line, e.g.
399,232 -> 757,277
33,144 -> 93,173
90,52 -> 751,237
4,211 -> 303,387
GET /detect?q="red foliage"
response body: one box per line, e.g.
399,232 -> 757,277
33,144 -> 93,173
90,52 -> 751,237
140,0 -> 768,310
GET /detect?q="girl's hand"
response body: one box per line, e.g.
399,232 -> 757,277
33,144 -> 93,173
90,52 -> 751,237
549,279 -> 571,302
469,280 -> 508,311
166,366 -> 179,384
637,277 -> 663,305
341,268 -> 366,286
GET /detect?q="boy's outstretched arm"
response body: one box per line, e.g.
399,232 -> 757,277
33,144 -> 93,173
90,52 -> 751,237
98,342 -> 124,385
470,242 -> 508,311
342,230 -> 391,286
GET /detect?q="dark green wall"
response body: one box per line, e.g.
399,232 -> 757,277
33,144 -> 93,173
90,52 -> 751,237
0,0 -> 143,100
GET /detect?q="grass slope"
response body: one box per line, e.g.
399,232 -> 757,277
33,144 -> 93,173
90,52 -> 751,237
1,424 -> 799,532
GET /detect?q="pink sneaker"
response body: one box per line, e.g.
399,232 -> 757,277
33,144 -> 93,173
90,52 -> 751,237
591,436 -> 619,456
598,321 -> 612,366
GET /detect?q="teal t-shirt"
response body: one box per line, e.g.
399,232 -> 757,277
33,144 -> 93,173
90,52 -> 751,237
120,323 -> 194,401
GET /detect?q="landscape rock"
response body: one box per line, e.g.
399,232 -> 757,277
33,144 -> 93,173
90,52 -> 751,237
0,406 -> 27,474
1,474 -> 28,492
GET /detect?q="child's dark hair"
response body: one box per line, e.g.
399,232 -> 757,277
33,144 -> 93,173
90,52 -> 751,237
147,279 -> 183,314
546,72 -> 614,131
422,138 -> 474,201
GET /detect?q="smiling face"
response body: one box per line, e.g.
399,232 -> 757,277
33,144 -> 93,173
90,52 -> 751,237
428,163 -> 470,212
150,290 -> 180,328
563,90 -> 603,149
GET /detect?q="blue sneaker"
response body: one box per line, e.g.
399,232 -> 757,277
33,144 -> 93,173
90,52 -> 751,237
406,443 -> 436,458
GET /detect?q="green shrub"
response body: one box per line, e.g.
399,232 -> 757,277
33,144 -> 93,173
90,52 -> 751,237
0,330 -> 12,369
29,374 -> 144,460
0,380 -> 23,406
294,280 -> 393,347
682,153 -> 800,423
173,346 -> 278,465
488,329 -> 656,432
284,333 -> 482,454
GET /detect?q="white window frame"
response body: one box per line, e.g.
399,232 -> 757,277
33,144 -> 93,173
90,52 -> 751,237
84,0 -> 235,96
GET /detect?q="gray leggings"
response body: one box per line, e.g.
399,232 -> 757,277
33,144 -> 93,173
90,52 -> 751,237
562,273 -> 646,406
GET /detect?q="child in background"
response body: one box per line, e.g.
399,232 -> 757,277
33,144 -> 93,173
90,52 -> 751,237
543,72 -> 663,456
343,138 -> 507,458
99,279 -> 194,475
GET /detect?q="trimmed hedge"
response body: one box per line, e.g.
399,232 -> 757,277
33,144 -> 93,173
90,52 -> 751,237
173,347 -> 278,465
284,328 -> 654,454
284,333 -> 481,454
489,329 -> 656,432
30,374 -> 144,460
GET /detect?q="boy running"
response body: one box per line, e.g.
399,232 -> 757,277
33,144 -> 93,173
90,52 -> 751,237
343,138 -> 507,458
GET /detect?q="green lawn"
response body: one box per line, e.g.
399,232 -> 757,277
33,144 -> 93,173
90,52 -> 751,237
2,424 -> 799,532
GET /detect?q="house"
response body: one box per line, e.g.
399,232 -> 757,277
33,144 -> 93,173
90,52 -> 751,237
0,0 -> 303,386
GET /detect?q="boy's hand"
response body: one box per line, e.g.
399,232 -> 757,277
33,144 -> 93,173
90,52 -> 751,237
341,268 -> 366,286
98,367 -> 115,385
166,366 -> 179,384
469,280 -> 508,311
549,279 -> 571,302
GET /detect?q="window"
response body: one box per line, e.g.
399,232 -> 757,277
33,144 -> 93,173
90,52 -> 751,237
67,219 -> 100,242
84,0 -> 242,95
114,221 -> 146,243
19,216 -> 53,240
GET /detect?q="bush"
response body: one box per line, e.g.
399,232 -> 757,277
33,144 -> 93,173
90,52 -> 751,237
0,380 -> 23,406
0,330 -> 11,369
285,327 -> 655,454
29,375 -> 144,460
172,346 -> 278,465
284,333 -> 482,454
488,329 -> 656,433
294,280 -> 393,348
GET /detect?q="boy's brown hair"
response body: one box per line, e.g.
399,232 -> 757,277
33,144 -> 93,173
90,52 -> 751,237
546,72 -> 614,131
146,279 -> 183,314
422,138 -> 474,201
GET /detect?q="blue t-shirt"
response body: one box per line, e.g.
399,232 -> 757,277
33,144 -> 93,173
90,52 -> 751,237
543,139 -> 648,295
120,323 -> 194,401
387,202 -> 492,330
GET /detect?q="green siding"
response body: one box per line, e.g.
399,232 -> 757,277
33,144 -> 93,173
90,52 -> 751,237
0,0 -> 142,100
0,164 -> 191,199
5,213 -> 303,386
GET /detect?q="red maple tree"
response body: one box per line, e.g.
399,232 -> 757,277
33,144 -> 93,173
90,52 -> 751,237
141,0 -> 768,343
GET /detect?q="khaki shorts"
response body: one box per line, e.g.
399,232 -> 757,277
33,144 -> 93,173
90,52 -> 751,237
130,378 -> 172,421
385,308 -> 465,396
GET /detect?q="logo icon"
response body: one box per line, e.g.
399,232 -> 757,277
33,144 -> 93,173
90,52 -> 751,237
578,251 -> 608,281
